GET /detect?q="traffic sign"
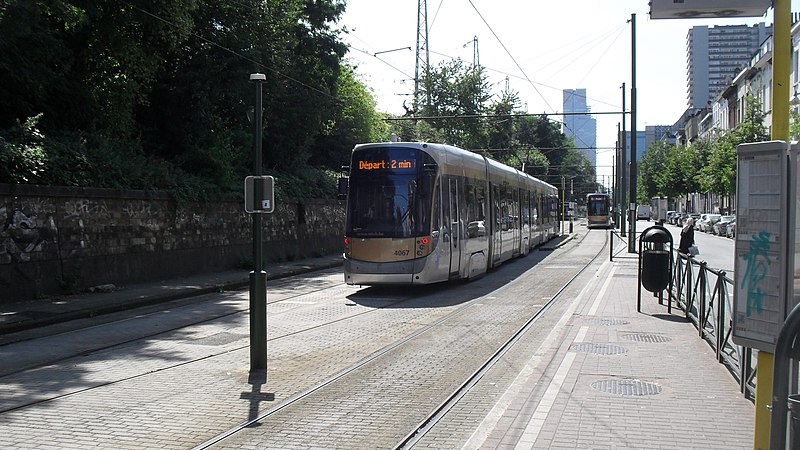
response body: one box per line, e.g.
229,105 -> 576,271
244,176 -> 275,214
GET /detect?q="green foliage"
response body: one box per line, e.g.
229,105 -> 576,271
418,59 -> 490,148
269,167 -> 338,201
0,0 -> 358,202
637,94 -> 768,201
637,140 -> 669,203
732,95 -> 769,144
0,115 -> 47,183
791,111 -> 800,140
696,133 -> 737,196
0,0 -> 587,203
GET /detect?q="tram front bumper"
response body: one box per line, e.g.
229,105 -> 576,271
343,257 -> 421,285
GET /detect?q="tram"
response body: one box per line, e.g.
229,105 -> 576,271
340,142 -> 559,285
586,192 -> 612,229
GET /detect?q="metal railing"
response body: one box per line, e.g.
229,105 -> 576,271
609,229 -> 638,261
608,228 -> 756,400
670,252 -> 756,400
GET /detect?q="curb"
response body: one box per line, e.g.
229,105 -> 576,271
0,259 -> 344,335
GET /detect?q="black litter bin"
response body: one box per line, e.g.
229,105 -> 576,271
637,225 -> 674,313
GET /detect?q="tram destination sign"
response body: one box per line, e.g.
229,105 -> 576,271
356,158 -> 416,172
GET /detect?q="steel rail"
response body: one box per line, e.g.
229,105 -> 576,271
394,231 -> 607,449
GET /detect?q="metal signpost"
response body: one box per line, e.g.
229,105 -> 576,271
246,73 -> 274,374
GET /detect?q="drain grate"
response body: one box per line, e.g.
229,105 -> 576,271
570,343 -> 628,355
591,378 -> 663,396
584,318 -> 630,326
620,333 -> 672,343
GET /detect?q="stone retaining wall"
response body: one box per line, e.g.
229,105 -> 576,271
0,184 -> 345,302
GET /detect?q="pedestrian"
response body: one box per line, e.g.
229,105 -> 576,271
678,218 -> 695,256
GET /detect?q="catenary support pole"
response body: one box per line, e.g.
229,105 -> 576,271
628,14 -> 637,253
620,84 -> 627,237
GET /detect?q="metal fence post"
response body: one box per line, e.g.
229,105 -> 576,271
716,270 -> 726,363
685,259 -> 693,320
698,261 -> 707,337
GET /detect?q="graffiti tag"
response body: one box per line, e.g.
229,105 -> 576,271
741,231 -> 772,317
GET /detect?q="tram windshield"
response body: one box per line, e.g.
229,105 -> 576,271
346,146 -> 435,238
587,194 -> 609,215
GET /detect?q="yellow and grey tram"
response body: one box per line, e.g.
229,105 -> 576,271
341,142 -> 559,285
586,192 -> 612,229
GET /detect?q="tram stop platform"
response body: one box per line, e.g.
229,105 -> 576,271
0,224 -> 756,449
462,240 -> 755,449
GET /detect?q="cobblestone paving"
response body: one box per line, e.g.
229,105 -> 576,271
0,229 -> 754,449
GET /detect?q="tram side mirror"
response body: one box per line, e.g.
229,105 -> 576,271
337,177 -> 348,200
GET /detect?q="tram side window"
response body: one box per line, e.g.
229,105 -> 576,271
465,178 -> 486,238
431,178 -> 441,236
511,187 -> 519,229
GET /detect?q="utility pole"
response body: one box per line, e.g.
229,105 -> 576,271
620,83 -> 627,238
614,122 -> 620,229
464,35 -> 479,72
414,0 -> 430,113
628,13 -> 637,253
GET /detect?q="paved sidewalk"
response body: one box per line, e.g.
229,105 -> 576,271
466,251 -> 755,449
0,228 -> 757,448
0,254 -> 343,335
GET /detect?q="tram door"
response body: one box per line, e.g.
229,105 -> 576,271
447,178 -> 461,277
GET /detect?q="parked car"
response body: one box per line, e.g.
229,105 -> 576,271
713,215 -> 735,235
726,218 -> 736,238
697,214 -> 721,232
666,211 -> 678,225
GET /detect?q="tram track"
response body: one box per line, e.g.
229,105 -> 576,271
1,229 -> 605,449
395,230 -> 605,448
0,272 -> 422,414
192,230 -> 604,449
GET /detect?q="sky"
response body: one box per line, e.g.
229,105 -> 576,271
337,0 -> 793,189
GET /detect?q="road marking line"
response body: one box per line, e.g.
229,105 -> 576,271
514,349 -> 579,450
461,274 -> 596,450
587,265 -> 616,316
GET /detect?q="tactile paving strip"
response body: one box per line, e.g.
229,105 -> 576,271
584,318 -> 630,326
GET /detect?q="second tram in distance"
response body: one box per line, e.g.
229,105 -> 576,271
341,142 -> 560,285
586,192 -> 612,229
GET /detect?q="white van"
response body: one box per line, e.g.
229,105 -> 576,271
636,205 -> 651,221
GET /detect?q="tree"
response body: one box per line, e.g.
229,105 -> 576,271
310,64 -> 385,170
418,59 -> 491,148
637,140 -> 670,202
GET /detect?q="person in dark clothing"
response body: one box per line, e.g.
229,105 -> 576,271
678,218 -> 695,255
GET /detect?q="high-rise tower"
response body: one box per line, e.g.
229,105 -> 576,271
686,23 -> 771,108
562,89 -> 597,166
